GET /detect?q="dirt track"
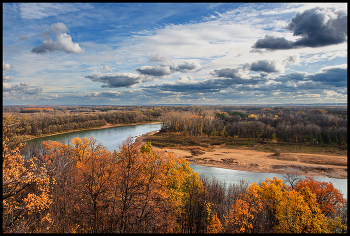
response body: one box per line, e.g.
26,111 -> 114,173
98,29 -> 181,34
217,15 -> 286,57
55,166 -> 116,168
160,146 -> 347,179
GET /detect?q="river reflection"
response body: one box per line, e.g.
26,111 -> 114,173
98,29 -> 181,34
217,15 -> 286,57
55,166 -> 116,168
25,123 -> 347,199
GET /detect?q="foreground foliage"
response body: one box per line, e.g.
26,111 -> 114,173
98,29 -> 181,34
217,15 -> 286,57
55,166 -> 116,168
2,124 -> 347,233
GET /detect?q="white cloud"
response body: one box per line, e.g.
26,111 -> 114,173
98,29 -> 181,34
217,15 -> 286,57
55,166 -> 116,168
148,53 -> 172,63
3,75 -> 14,81
49,22 -> 68,34
136,65 -> 172,77
3,63 -> 13,71
32,23 -> 84,54
18,3 -> 91,20
85,72 -> 144,88
177,76 -> 194,84
3,3 -> 347,105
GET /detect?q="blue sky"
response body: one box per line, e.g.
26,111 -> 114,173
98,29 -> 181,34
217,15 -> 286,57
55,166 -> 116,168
3,3 -> 347,105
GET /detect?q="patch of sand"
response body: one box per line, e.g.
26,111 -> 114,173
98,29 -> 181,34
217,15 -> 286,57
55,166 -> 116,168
160,146 -> 347,179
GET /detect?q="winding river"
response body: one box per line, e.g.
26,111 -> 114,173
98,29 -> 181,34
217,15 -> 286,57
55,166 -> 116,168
26,123 -> 347,198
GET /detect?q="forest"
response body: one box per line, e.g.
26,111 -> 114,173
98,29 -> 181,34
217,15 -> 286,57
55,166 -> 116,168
2,131 -> 347,233
2,105 -> 348,148
2,105 -> 348,233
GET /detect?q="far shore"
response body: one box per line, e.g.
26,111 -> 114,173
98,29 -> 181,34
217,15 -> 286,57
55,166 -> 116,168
23,121 -> 161,142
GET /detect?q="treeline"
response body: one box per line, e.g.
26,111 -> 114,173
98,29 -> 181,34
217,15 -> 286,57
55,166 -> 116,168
3,105 -> 347,146
160,108 -> 347,145
2,129 -> 347,233
3,110 -> 159,137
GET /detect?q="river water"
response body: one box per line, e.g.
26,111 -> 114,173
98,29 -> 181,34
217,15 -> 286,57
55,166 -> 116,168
26,123 -> 347,198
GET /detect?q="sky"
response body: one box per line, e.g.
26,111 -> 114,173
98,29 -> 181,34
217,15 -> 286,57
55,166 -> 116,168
2,2 -> 348,106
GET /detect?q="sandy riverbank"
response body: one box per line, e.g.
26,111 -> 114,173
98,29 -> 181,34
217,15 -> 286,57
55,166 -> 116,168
138,132 -> 347,179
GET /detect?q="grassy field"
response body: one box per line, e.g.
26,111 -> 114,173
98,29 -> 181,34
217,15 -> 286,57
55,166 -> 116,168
145,130 -> 347,156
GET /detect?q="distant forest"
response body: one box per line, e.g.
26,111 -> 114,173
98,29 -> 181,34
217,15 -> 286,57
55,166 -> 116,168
3,105 -> 347,147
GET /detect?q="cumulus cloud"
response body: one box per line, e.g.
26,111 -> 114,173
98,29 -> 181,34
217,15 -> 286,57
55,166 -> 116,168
3,75 -> 14,81
136,54 -> 201,77
253,35 -> 294,50
307,67 -> 347,87
147,64 -> 347,97
85,73 -> 143,88
136,65 -> 172,77
287,7 -> 347,47
3,82 -> 43,94
249,60 -> 284,73
273,66 -> 347,89
3,63 -> 13,71
177,76 -> 194,84
174,61 -> 201,73
148,53 -> 172,63
49,22 -> 68,34
210,68 -> 248,78
253,7 -> 347,50
32,22 -> 84,54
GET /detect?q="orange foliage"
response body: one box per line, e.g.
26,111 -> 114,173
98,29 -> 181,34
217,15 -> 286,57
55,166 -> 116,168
294,177 -> 345,217
207,214 -> 223,233
223,177 -> 346,234
3,127 -> 53,233
3,124 -> 347,233
22,107 -> 54,111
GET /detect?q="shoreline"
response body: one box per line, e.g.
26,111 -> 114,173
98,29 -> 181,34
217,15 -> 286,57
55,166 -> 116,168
139,132 -> 347,180
23,126 -> 347,180
165,147 -> 347,179
23,121 -> 161,142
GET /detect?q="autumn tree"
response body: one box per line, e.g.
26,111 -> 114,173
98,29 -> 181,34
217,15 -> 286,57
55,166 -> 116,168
223,177 -> 346,234
2,125 -> 53,233
206,213 -> 223,233
105,139 -> 179,233
294,177 -> 346,218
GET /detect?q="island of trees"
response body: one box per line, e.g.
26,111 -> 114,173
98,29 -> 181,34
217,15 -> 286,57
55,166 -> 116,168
2,104 -> 347,233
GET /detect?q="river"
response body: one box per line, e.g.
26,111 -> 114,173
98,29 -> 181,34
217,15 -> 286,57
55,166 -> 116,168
25,123 -> 347,198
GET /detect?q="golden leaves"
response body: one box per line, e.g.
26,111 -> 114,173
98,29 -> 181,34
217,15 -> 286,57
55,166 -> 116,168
223,177 -> 346,234
207,214 -> 223,233
3,133 -> 53,233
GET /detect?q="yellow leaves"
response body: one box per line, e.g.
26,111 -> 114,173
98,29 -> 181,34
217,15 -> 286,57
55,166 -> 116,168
3,132 -> 54,233
274,189 -> 317,233
224,177 -> 346,234
205,202 -> 212,222
224,198 -> 255,233
140,142 -> 153,154
248,114 -> 258,119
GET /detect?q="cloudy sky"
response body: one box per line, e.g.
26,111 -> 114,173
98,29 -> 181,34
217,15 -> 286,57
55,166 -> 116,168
3,3 -> 347,105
